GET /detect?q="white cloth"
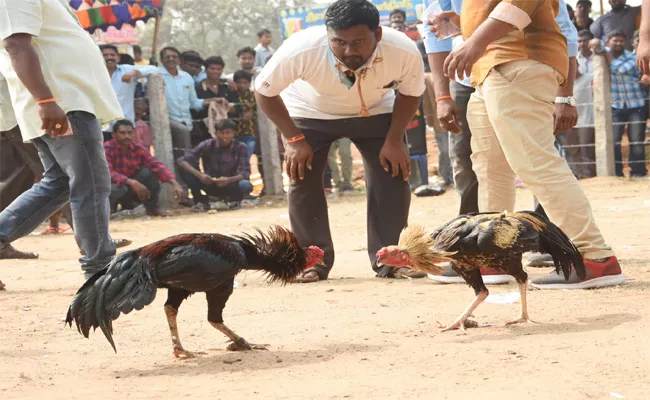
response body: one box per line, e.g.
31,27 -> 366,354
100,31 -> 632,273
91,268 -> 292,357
575,52 -> 594,127
255,26 -> 425,120
0,0 -> 123,141
0,70 -> 17,131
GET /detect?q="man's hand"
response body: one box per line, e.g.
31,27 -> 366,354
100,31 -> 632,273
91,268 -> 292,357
589,38 -> 602,52
284,140 -> 313,181
553,103 -> 578,135
214,177 -> 231,187
443,40 -> 485,81
171,182 -> 185,202
38,102 -> 69,137
639,38 -> 650,75
122,70 -> 140,83
437,98 -> 462,133
128,180 -> 150,201
199,173 -> 216,185
379,137 -> 410,180
428,11 -> 461,38
641,74 -> 650,86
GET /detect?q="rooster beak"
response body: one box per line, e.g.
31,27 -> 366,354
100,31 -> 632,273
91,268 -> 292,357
376,258 -> 384,267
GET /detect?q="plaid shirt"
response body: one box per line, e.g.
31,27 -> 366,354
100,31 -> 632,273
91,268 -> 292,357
104,140 -> 175,186
178,138 -> 250,179
610,50 -> 648,110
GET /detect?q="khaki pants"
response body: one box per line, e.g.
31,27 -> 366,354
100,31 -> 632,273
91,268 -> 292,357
467,60 -> 613,260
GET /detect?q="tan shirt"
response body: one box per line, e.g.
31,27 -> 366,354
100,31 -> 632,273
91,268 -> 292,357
461,0 -> 569,87
0,0 -> 123,140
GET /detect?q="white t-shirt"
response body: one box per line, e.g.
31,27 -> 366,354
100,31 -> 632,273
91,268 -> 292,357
575,52 -> 594,127
0,0 -> 123,140
0,70 -> 17,131
255,26 -> 425,119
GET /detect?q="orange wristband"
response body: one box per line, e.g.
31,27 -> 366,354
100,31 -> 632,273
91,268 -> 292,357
36,98 -> 56,105
435,95 -> 453,102
286,134 -> 305,144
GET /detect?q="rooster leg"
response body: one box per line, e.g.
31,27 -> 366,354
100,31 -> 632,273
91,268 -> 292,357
209,322 -> 268,351
165,289 -> 201,358
438,290 -> 488,333
504,281 -> 539,326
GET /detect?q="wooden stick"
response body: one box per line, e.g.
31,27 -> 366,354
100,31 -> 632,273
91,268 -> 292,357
147,74 -> 177,209
151,9 -> 162,63
592,55 -> 615,176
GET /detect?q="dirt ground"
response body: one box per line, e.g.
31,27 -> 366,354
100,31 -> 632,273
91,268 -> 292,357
1,177 -> 649,400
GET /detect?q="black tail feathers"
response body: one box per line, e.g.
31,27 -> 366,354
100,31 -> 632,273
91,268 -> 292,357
65,251 -> 157,352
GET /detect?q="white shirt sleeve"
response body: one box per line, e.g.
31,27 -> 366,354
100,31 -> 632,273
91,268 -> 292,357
0,0 -> 43,40
395,49 -> 426,97
254,42 -> 305,97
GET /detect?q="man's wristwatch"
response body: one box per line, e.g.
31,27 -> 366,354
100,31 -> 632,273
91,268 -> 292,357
555,96 -> 576,107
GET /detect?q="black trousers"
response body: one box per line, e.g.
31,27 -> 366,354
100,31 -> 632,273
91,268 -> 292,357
109,168 -> 161,213
0,127 -> 73,227
290,114 -> 411,279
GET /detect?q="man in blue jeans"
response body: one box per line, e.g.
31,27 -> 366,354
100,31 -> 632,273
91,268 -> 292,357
591,30 -> 648,178
0,0 -> 124,280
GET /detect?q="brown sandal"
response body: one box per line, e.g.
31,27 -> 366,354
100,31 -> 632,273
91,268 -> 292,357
0,244 -> 39,260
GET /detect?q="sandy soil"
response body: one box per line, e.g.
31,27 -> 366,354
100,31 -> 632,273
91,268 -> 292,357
1,177 -> 649,400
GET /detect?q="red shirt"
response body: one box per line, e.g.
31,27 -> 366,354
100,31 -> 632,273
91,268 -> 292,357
104,139 -> 175,186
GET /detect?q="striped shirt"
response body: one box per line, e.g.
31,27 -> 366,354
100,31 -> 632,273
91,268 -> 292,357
609,50 -> 648,110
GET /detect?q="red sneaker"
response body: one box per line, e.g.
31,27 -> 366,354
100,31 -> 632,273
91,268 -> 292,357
530,256 -> 626,289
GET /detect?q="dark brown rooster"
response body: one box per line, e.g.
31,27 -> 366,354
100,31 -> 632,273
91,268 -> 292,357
376,211 -> 585,332
65,225 -> 324,357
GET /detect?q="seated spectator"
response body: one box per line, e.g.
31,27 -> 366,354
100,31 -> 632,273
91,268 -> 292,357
177,119 -> 253,211
591,31 -> 648,178
105,120 -> 185,216
192,56 -> 237,145
232,70 -> 257,158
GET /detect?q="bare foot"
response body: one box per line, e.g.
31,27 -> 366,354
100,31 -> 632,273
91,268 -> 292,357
226,338 -> 268,351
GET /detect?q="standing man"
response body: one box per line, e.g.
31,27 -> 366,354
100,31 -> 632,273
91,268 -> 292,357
255,0 -> 425,282
100,44 -> 158,124
254,29 -> 275,68
224,47 -> 259,89
439,0 -> 624,289
590,0 -> 641,51
575,29 -> 597,179
591,31 -> 648,178
159,46 -> 217,162
0,0 -> 124,280
574,0 -> 594,31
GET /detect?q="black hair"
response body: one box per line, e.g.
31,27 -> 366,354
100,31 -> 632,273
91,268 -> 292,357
257,28 -> 271,38
181,50 -> 203,64
237,46 -> 256,58
233,70 -> 253,83
578,29 -> 595,39
389,9 -> 406,19
99,44 -> 119,54
608,30 -> 626,41
325,0 -> 380,31
160,46 -> 180,60
566,4 -> 573,12
112,119 -> 134,133
576,0 -> 592,7
215,119 -> 237,132
204,56 -> 225,68
133,45 -> 142,54
119,54 -> 134,65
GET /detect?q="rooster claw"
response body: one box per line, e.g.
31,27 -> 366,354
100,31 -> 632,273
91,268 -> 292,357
173,348 -> 206,359
504,317 -> 539,326
227,338 -> 269,351
436,319 -> 478,333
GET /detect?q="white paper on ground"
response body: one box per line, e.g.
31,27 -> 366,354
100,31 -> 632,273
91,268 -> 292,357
484,292 -> 521,304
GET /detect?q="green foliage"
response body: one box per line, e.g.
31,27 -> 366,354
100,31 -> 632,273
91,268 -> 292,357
137,0 -> 311,71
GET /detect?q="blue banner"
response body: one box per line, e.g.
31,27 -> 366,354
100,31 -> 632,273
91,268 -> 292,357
279,0 -> 423,39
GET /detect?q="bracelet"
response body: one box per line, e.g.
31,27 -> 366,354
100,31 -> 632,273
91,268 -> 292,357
436,95 -> 453,102
36,98 -> 56,105
286,134 -> 305,144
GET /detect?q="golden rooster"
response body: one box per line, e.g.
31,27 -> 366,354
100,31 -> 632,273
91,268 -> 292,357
376,211 -> 585,332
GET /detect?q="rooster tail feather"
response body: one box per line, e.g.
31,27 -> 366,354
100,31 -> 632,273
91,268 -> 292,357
517,211 -> 586,281
236,225 -> 307,284
64,251 -> 158,352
